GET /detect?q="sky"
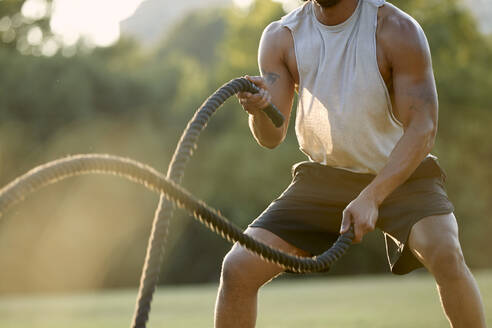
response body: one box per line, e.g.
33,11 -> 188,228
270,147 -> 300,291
22,0 -> 145,48
21,0 -> 490,49
19,0 -> 296,48
35,0 -> 297,48
50,0 -> 144,47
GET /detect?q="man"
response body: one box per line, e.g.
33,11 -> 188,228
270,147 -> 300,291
215,0 -> 487,327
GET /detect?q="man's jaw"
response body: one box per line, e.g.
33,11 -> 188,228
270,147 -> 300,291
314,0 -> 344,8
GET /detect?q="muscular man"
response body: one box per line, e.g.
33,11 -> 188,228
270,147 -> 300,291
215,0 -> 487,327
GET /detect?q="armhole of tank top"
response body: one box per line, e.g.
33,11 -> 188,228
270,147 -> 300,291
281,23 -> 302,97
372,7 -> 403,128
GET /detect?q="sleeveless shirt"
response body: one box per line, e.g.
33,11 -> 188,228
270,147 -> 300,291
280,0 -> 404,174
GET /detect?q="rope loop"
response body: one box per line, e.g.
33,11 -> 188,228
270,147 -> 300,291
0,78 -> 353,328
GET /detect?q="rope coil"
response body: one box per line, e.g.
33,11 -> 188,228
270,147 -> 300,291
0,154 -> 353,273
0,78 -> 353,328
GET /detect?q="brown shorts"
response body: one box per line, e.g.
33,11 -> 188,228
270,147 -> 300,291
249,157 -> 454,275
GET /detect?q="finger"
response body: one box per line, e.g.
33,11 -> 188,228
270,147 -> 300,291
260,89 -> 272,108
261,89 -> 269,103
340,210 -> 351,234
255,92 -> 269,109
237,91 -> 252,99
246,75 -> 267,89
258,89 -> 266,103
241,95 -> 268,112
249,93 -> 264,103
353,222 -> 364,244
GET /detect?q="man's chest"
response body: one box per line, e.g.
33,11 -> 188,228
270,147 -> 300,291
284,24 -> 393,93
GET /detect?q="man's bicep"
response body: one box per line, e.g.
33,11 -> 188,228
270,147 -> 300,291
393,74 -> 438,130
258,23 -> 296,124
390,20 -> 438,129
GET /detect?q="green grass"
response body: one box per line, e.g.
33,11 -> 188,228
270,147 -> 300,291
0,270 -> 491,328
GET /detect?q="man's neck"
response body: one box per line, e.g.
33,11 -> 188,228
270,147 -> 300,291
313,0 -> 359,26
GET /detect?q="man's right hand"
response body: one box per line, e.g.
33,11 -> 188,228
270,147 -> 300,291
237,76 -> 272,116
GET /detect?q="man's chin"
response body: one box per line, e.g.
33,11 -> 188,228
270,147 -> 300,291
314,0 -> 343,8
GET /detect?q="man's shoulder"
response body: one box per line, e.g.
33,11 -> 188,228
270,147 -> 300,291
378,3 -> 425,41
261,21 -> 294,52
378,3 -> 430,63
265,0 -> 310,37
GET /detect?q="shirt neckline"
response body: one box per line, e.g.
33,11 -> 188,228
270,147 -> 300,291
310,0 -> 362,32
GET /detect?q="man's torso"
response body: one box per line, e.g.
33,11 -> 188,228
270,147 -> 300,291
281,2 -> 400,116
275,0 -> 412,173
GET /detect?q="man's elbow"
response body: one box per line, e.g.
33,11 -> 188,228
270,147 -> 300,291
258,139 -> 282,149
254,128 -> 285,149
257,133 -> 285,149
407,116 -> 437,153
420,119 -> 437,152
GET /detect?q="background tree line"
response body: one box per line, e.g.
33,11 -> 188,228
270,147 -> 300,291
0,0 -> 490,293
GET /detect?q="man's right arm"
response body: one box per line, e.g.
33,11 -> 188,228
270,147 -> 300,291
237,22 -> 296,149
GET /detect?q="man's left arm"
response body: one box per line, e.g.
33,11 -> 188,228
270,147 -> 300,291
340,17 -> 438,243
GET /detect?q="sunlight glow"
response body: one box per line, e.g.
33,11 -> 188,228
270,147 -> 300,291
233,0 -> 254,10
50,0 -> 145,47
27,26 -> 43,45
21,0 -> 49,20
233,0 -> 301,12
46,0 -> 301,49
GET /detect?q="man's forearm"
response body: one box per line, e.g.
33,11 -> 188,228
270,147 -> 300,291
248,112 -> 285,149
362,120 -> 436,205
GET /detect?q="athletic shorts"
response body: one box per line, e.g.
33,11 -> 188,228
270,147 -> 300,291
249,157 -> 454,275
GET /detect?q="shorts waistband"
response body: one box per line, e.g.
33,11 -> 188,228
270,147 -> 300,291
292,157 -> 445,182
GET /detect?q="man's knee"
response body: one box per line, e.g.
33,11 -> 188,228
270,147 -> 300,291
410,214 -> 469,282
220,245 -> 281,292
220,248 -> 251,290
425,239 -> 468,282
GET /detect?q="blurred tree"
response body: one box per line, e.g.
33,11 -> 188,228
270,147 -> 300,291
0,0 -> 56,55
392,0 -> 492,108
0,47 -> 152,138
0,0 -> 491,291
154,0 -> 492,283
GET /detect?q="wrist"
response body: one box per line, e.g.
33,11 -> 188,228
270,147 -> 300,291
360,185 -> 386,207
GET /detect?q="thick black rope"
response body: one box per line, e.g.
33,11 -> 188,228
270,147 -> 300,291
0,78 -> 354,327
131,78 -> 353,328
0,154 -> 354,274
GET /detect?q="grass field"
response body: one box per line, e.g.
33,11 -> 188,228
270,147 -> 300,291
0,270 -> 491,328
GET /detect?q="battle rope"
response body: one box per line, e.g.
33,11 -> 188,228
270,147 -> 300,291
0,154 -> 354,278
0,78 -> 354,327
133,77 -> 352,328
131,77 -> 286,328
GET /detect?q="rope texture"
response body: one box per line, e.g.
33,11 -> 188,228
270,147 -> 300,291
0,78 -> 354,328
0,154 -> 354,275
132,77 -> 288,327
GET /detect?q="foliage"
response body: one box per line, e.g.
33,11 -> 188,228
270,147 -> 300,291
0,0 -> 54,55
0,0 -> 491,292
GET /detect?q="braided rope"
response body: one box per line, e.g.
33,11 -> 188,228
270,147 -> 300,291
0,78 -> 353,327
132,77 -> 289,327
0,154 -> 353,275
133,77 -> 352,327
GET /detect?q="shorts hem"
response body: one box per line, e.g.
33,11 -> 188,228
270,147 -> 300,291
389,208 -> 455,275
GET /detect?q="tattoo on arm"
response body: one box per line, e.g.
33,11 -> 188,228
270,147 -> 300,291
262,71 -> 280,85
407,86 -> 436,113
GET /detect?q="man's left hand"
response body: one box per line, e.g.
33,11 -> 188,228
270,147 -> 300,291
340,191 -> 379,243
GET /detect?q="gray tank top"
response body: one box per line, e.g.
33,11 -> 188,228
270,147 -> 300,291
281,0 -> 403,174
